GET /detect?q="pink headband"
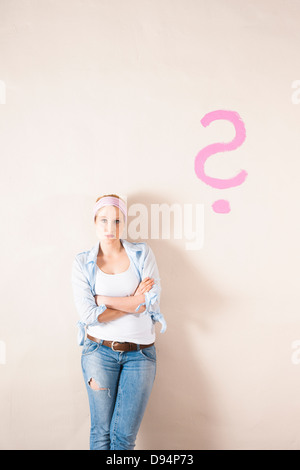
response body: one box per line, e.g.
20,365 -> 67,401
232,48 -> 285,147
93,196 -> 127,222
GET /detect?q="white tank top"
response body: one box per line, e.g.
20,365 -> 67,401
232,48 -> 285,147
86,257 -> 155,344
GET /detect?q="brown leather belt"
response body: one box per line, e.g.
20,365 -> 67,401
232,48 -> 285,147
87,334 -> 154,352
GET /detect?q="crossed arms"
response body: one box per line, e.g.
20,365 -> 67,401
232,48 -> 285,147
94,277 -> 154,323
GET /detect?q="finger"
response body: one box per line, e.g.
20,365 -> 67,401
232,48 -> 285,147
145,284 -> 154,291
143,278 -> 154,284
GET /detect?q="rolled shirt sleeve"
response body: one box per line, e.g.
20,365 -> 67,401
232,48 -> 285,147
135,244 -> 167,333
71,255 -> 107,345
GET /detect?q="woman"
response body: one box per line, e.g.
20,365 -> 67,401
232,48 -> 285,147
71,194 -> 166,450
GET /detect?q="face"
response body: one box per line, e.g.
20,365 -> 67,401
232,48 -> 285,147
94,205 -> 125,241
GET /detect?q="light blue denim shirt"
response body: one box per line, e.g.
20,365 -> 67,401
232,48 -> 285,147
71,238 -> 167,345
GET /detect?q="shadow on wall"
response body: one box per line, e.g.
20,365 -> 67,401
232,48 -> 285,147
128,191 -> 229,451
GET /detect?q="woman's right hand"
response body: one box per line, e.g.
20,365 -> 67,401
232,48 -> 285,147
133,277 -> 154,296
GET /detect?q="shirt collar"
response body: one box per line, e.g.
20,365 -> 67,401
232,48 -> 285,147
86,238 -> 143,265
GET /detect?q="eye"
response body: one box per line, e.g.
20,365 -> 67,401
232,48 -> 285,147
115,220 -> 120,224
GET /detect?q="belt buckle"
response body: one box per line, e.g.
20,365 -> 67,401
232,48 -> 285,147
111,341 -> 125,352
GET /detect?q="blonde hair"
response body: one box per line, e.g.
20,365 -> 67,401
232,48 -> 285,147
94,194 -> 126,223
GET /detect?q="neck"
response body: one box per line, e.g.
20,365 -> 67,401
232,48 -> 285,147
98,238 -> 123,257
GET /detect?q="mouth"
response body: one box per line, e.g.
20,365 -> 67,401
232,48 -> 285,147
105,234 -> 115,238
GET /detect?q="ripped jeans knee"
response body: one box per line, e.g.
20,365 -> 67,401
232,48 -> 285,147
88,378 -> 111,397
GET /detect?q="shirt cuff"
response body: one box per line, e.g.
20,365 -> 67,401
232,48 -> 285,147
76,304 -> 107,346
136,291 -> 167,333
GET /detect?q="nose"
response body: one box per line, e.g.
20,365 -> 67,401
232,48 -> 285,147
106,221 -> 115,234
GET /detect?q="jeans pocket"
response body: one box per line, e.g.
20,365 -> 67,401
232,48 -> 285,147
82,338 -> 100,356
139,345 -> 156,362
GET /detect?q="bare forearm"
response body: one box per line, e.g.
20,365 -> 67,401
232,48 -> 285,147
96,294 -> 146,314
97,307 -> 127,323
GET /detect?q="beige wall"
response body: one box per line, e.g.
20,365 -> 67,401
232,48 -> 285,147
1,0 -> 300,449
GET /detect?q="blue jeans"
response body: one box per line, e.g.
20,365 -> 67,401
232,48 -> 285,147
81,338 -> 156,450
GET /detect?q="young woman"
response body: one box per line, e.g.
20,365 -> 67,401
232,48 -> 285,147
71,194 -> 166,450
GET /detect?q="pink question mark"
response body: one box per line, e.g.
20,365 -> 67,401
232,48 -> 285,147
194,110 -> 248,213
